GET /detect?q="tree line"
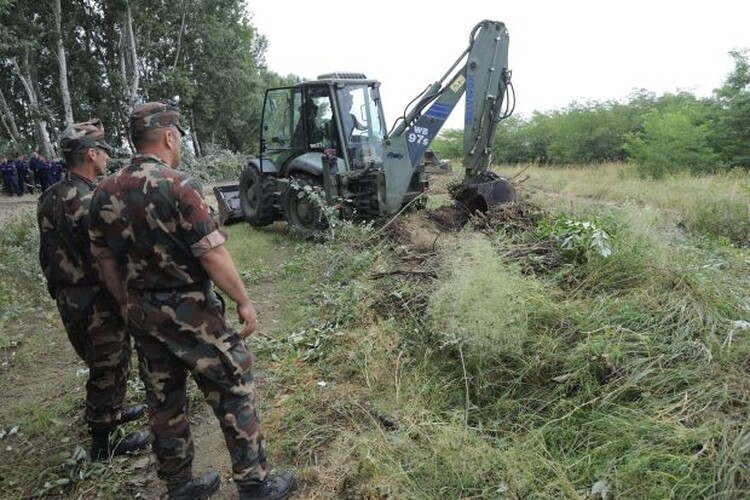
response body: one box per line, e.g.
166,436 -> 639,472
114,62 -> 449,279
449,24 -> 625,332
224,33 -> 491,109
0,0 -> 296,159
434,49 -> 750,177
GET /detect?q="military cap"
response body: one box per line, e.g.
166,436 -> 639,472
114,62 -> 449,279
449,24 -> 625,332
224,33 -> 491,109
59,119 -> 112,154
130,101 -> 186,139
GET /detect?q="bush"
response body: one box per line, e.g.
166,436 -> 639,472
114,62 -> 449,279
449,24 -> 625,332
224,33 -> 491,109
625,108 -> 721,178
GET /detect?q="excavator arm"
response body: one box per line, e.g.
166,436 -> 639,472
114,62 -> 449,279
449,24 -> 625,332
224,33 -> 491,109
381,19 -> 515,214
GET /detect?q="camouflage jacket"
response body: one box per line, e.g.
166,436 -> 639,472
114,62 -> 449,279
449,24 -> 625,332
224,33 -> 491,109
37,172 -> 100,298
89,154 -> 226,291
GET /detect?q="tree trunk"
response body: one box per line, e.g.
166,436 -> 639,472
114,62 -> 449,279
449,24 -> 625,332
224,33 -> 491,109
119,29 -> 127,85
124,2 -> 140,109
53,0 -> 74,127
191,115 -> 202,157
12,53 -> 54,158
0,88 -> 21,143
173,8 -> 187,70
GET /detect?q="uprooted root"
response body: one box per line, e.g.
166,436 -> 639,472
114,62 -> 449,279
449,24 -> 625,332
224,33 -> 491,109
469,200 -> 547,234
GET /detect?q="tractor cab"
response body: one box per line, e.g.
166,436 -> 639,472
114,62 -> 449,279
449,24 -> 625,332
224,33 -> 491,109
259,74 -> 386,177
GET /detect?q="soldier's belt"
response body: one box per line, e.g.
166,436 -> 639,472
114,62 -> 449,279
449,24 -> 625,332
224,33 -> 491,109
128,280 -> 210,295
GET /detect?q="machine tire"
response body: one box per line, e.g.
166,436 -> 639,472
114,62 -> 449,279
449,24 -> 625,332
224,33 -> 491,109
239,164 -> 278,227
282,173 -> 328,239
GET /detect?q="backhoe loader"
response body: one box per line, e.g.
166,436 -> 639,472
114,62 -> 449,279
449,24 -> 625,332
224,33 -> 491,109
214,19 -> 516,235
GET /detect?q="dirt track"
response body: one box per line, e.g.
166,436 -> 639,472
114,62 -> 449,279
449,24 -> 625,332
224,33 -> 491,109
0,192 -> 38,224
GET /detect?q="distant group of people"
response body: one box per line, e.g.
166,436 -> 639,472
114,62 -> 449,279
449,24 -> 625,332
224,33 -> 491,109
0,153 -> 66,196
37,103 -> 294,500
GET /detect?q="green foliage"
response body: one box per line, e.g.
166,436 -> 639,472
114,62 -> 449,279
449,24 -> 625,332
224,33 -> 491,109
537,213 -> 613,262
286,177 -> 376,241
180,146 -> 250,183
431,128 -> 463,160
0,217 -> 47,330
32,445 -> 107,497
543,102 -> 635,164
0,0 -> 293,155
711,49 -> 750,168
625,106 -> 721,178
491,115 -> 539,163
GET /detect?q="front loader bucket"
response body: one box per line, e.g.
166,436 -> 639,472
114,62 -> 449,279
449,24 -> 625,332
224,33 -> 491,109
453,171 -> 516,213
213,184 -> 244,225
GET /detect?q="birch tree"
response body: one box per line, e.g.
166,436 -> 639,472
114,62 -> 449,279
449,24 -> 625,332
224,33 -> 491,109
11,53 -> 53,158
52,0 -> 73,127
0,87 -> 21,143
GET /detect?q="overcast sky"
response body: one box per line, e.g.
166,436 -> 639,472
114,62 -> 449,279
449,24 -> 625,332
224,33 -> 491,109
246,0 -> 750,130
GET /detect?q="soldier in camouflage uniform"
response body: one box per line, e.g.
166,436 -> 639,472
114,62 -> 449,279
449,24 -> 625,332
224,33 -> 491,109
37,119 -> 150,460
89,102 -> 294,500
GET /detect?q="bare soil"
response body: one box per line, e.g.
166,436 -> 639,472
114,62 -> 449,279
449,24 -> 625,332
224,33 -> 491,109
0,192 -> 38,224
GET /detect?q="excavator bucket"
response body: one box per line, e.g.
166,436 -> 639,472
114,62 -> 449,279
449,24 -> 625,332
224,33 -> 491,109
213,184 -> 244,225
453,171 -> 516,213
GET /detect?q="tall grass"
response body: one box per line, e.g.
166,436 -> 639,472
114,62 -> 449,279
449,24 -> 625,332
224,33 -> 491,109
511,163 -> 750,246
0,216 -> 49,344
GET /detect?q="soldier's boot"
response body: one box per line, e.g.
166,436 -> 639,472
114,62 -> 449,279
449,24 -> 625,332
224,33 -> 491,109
237,471 -> 295,500
90,427 -> 151,461
117,404 -> 146,425
167,471 -> 220,500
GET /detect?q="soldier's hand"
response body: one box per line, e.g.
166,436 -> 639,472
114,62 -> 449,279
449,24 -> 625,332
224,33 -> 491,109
237,301 -> 257,338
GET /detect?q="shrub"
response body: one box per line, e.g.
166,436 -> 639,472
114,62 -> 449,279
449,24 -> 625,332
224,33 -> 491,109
625,108 -> 721,178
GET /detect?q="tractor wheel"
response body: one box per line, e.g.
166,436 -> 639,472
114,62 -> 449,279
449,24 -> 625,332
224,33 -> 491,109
282,174 -> 328,239
239,164 -> 278,227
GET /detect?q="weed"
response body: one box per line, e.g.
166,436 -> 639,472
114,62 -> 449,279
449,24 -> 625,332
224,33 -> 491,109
241,266 -> 264,285
537,213 -> 613,262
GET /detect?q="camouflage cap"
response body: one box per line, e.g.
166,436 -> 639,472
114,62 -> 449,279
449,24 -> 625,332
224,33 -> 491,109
59,119 -> 112,154
130,101 -> 186,139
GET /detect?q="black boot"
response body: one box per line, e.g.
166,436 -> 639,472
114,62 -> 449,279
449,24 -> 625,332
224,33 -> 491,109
117,404 -> 146,424
237,472 -> 295,500
90,428 -> 151,460
168,471 -> 221,500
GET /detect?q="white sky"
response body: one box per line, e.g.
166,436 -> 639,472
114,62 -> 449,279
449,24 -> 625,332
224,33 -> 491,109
246,0 -> 750,130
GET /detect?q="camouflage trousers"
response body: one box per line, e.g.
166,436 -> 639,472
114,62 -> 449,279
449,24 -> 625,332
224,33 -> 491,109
126,286 -> 268,486
56,285 -> 131,429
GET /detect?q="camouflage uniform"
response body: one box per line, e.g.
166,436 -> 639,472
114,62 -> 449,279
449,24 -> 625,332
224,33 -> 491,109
89,103 -> 267,487
37,121 -> 131,430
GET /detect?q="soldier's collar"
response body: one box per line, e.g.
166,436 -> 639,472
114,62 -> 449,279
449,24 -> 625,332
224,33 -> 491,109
68,170 -> 96,186
133,153 -> 173,168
